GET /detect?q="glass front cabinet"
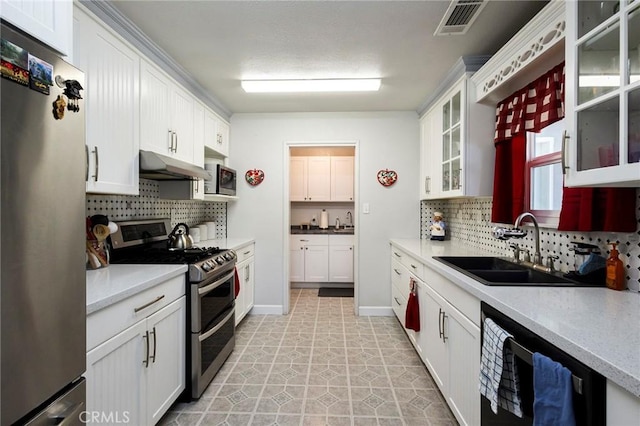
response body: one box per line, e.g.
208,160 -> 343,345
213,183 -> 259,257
419,74 -> 494,200
565,0 -> 640,186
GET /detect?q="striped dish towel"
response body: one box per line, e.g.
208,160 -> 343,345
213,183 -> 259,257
479,318 -> 523,417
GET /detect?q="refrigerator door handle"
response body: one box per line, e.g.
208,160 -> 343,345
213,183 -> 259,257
52,401 -> 85,426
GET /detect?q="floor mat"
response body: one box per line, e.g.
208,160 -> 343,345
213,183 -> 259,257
318,287 -> 354,297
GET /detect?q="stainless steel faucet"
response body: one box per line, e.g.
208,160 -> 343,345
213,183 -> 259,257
346,211 -> 353,228
513,212 -> 541,266
492,212 -> 542,267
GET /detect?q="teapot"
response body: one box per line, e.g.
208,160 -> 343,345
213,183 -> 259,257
168,223 -> 194,251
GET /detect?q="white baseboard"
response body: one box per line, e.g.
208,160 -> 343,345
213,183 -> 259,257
358,306 -> 394,317
249,305 -> 284,315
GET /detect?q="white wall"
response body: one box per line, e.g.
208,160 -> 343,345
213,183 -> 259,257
227,112 -> 420,313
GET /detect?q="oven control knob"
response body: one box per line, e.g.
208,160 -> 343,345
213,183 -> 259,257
216,256 -> 225,265
201,263 -> 211,272
208,260 -> 217,269
224,253 -> 233,261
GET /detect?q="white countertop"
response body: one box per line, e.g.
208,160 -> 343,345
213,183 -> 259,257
86,237 -> 253,315
390,238 -> 640,398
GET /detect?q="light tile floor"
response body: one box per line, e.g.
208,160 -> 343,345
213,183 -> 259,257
159,289 -> 458,426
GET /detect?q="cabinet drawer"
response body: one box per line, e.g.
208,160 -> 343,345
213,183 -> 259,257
329,234 -> 354,245
235,243 -> 255,263
87,274 -> 185,351
290,234 -> 329,246
391,246 -> 424,280
423,265 -> 480,326
391,281 -> 407,322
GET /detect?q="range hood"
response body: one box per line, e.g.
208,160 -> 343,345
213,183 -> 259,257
139,150 -> 212,181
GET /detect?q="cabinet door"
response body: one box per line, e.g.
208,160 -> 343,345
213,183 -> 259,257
290,157 -> 308,201
74,6 -> 140,195
192,101 -> 205,200
306,157 -> 331,201
329,245 -> 353,282
146,297 -> 186,425
440,85 -> 464,196
330,157 -> 354,201
216,119 -> 230,158
290,242 -> 305,282
2,0 -> 72,56
140,60 -> 171,156
86,320 -> 147,426
170,85 -> 195,163
244,259 -> 255,313
304,245 -> 329,282
446,304 -> 480,426
418,283 -> 448,391
235,259 -> 247,324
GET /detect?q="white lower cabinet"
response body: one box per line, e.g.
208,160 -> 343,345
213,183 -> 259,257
86,277 -> 186,426
390,243 -> 480,426
606,381 -> 640,426
290,235 -> 329,282
235,242 -> 255,325
328,235 -> 354,282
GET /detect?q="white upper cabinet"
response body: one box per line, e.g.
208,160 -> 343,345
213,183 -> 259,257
204,109 -> 229,158
564,0 -> 640,187
330,156 -> 355,201
1,0 -> 72,56
74,5 -> 140,195
140,59 -> 195,164
290,156 -> 331,202
420,74 -> 494,199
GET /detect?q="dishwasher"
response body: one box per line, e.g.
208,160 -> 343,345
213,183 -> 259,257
480,302 -> 606,425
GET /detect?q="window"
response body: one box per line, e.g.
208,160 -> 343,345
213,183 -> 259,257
525,119 -> 564,226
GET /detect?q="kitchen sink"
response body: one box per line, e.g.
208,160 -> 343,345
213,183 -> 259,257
433,256 -> 603,287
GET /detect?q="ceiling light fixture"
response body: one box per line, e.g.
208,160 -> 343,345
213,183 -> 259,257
241,79 -> 381,93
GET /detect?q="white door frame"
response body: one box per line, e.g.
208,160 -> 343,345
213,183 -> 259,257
282,140 -> 359,315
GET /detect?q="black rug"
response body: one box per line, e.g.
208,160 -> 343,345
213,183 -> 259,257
318,287 -> 354,297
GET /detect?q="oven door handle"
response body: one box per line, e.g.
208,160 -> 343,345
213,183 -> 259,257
199,308 -> 234,342
198,270 -> 235,296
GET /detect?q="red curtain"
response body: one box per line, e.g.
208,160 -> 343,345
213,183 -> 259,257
491,62 -> 565,224
490,62 -> 636,232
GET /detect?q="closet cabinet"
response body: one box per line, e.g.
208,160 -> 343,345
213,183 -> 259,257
74,5 -> 140,195
564,0 -> 640,187
419,74 -> 494,199
290,157 -> 331,202
140,59 -> 195,165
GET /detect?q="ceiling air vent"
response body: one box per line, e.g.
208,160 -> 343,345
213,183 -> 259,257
434,0 -> 488,36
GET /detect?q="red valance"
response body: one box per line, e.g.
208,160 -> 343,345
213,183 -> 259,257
494,62 -> 565,143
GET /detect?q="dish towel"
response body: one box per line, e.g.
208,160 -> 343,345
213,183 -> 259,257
234,267 -> 240,299
404,278 -> 420,332
479,318 -> 523,417
533,352 -> 576,426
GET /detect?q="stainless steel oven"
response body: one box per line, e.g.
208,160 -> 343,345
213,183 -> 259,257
189,264 -> 236,398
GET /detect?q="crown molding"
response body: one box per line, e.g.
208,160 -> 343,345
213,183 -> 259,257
417,55 -> 491,116
79,0 -> 232,121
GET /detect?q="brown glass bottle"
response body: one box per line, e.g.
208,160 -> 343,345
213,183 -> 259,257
605,243 -> 626,291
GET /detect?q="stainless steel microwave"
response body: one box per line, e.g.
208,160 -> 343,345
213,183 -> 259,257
204,164 -> 236,196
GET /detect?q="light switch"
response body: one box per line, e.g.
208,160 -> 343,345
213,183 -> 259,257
362,203 -> 370,214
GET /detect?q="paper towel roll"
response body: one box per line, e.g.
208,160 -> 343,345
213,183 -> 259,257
319,210 -> 328,229
205,222 -> 217,240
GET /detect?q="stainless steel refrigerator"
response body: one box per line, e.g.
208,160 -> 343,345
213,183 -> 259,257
1,21 -> 86,425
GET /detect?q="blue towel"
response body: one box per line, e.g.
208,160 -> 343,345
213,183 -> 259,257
533,352 -> 576,426
479,318 -> 523,417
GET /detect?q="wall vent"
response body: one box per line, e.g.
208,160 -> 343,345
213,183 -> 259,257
434,0 -> 488,36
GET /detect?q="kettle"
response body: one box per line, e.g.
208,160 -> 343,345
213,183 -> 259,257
168,223 -> 194,251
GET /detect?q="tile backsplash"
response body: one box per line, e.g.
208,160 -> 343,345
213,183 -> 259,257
86,179 -> 227,239
421,190 -> 640,292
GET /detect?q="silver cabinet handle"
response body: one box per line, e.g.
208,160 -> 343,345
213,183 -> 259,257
143,330 -> 150,367
393,252 -> 401,258
300,239 -> 309,242
244,251 -> 251,255
394,297 -> 401,306
134,295 -> 165,313
85,145 -> 89,182
174,131 -> 178,153
150,326 -> 157,363
410,264 -> 417,270
91,147 -> 99,182
393,268 -> 401,275
168,130 -> 173,152
562,131 -> 569,174
438,308 -> 444,339
440,310 -> 448,342
245,264 -> 250,282
425,176 -> 431,194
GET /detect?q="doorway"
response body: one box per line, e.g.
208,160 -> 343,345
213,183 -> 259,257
283,142 -> 359,315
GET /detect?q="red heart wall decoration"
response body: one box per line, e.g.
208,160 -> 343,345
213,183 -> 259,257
377,169 -> 398,186
245,169 -> 265,186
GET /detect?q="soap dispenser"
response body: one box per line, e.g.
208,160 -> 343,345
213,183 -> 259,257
605,243 -> 625,291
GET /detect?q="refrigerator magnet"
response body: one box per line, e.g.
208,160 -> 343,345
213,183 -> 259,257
27,53 -> 53,95
0,38 -> 29,86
